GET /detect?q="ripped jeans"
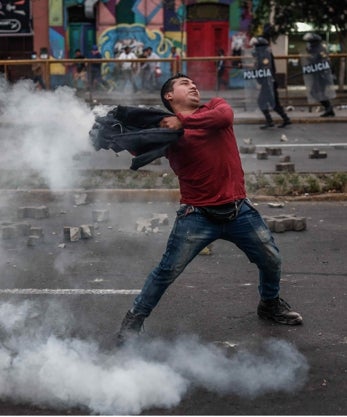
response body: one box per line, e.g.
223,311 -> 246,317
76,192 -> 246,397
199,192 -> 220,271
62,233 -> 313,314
132,199 -> 282,317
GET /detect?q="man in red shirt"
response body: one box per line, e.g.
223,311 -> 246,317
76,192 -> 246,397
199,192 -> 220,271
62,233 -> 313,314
116,74 -> 302,346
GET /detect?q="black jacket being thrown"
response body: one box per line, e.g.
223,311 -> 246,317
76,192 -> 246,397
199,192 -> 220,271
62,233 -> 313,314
89,105 -> 183,170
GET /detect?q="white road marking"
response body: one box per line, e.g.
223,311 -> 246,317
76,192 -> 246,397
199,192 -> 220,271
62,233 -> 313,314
256,143 -> 347,148
0,289 -> 141,295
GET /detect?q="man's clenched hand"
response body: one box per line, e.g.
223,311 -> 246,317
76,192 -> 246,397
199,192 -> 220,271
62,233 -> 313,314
160,116 -> 183,130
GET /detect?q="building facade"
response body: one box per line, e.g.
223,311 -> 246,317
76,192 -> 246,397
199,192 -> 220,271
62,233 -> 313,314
0,0 -> 255,87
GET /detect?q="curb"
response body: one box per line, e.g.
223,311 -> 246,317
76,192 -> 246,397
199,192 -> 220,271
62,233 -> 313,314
3,189 -> 347,203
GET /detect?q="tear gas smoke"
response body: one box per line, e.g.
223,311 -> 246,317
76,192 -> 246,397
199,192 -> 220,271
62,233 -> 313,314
0,300 -> 309,415
0,78 -> 309,414
0,77 -> 100,189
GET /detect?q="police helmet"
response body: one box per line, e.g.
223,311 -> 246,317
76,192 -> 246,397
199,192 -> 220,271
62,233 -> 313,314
303,33 -> 322,42
250,36 -> 269,47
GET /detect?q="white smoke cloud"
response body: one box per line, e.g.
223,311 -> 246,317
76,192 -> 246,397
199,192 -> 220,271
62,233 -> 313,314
0,78 -> 97,189
0,300 -> 309,415
0,77 -> 309,415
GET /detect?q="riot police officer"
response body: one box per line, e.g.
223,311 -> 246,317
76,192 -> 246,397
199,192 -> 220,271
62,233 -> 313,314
301,33 -> 335,117
249,37 -> 291,129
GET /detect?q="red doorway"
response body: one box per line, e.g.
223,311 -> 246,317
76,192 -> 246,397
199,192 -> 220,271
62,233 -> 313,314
186,20 -> 229,89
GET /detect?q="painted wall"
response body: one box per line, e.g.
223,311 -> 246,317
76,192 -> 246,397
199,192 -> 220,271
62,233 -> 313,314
43,0 -> 252,85
45,0 -> 252,54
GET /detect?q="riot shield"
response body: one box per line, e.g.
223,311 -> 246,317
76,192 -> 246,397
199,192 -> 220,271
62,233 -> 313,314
242,45 -> 275,112
301,44 -> 336,103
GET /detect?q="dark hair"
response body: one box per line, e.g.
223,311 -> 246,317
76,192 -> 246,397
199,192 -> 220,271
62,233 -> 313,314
160,73 -> 192,112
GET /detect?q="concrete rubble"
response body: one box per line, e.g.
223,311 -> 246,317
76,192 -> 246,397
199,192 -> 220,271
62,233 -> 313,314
1,222 -> 44,245
276,156 -> 295,172
17,206 -> 49,219
239,145 -> 256,154
262,214 -> 307,232
74,192 -> 89,206
136,213 -> 169,233
309,148 -> 328,159
266,147 -> 282,156
64,225 -> 94,242
257,150 -> 268,160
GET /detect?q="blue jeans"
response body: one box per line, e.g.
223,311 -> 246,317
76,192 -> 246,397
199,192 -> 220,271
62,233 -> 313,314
133,199 -> 281,317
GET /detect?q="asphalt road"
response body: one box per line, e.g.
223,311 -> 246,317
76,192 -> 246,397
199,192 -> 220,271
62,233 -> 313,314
0,87 -> 346,414
48,122 -> 347,174
0,83 -> 347,415
0,194 -> 346,415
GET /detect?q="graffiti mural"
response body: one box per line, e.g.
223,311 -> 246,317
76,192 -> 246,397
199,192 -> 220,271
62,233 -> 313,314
133,0 -> 162,25
99,23 -> 176,85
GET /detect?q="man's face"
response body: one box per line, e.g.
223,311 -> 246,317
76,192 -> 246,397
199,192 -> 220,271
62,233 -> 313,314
167,77 -> 200,109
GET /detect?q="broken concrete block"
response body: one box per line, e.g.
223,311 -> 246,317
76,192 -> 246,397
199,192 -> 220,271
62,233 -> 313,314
239,145 -> 256,154
136,218 -> 153,233
263,214 -> 307,233
266,147 -> 282,156
275,162 -> 295,172
136,213 -> 169,233
1,225 -> 17,239
74,193 -> 88,206
256,151 -> 268,160
151,213 -> 169,227
17,206 -> 49,220
80,224 -> 94,239
273,220 -> 286,233
309,149 -> 327,159
92,209 -> 110,222
292,217 -> 307,231
64,226 -> 81,242
277,215 -> 295,231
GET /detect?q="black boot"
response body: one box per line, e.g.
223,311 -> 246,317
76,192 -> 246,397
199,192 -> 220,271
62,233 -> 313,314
260,110 -> 274,129
116,310 -> 146,347
257,297 -> 303,325
320,100 -> 335,117
320,108 -> 335,117
275,105 -> 292,128
278,116 -> 292,128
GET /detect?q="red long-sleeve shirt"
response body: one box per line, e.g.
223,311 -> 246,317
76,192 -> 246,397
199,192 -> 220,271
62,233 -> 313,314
167,97 -> 246,206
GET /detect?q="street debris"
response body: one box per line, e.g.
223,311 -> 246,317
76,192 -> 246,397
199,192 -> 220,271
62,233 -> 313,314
17,206 -> 49,220
309,148 -> 327,159
268,202 -> 285,208
64,225 -> 94,242
262,214 -> 307,232
136,213 -> 169,233
199,244 -> 213,256
74,193 -> 89,206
